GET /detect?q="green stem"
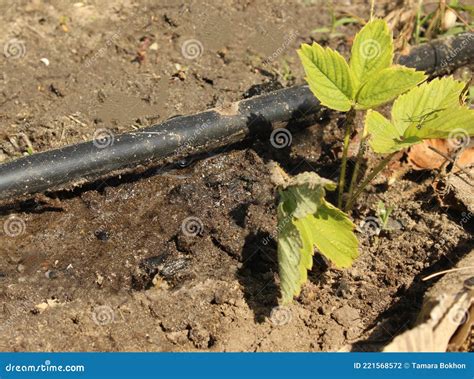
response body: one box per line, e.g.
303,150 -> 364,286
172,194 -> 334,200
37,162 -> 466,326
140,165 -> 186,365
330,0 -> 336,33
337,108 -> 356,209
345,135 -> 368,212
346,152 -> 396,209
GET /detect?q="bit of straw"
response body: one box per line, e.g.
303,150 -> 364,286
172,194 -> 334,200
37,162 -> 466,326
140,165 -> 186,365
422,266 -> 474,281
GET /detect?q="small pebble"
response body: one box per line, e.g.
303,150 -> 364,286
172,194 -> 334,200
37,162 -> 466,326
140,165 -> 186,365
17,264 -> 25,273
40,58 -> 50,66
442,8 -> 457,30
141,254 -> 167,271
45,270 -> 58,279
94,230 -> 109,241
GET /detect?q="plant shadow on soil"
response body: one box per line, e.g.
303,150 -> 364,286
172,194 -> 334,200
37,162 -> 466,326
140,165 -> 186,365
354,168 -> 474,350
237,231 -> 280,323
233,109 -> 340,323
351,234 -> 473,352
348,166 -> 474,351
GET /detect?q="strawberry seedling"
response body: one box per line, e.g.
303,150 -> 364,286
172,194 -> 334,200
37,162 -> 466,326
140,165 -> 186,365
275,17 -> 474,304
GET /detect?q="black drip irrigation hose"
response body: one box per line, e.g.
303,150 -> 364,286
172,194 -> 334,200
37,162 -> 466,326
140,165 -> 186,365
0,32 -> 473,201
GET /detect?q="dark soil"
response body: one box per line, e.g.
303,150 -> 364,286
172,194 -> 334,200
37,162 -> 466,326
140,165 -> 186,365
0,0 -> 472,352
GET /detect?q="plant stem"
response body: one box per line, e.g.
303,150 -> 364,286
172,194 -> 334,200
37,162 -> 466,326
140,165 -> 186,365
370,0 -> 375,21
345,135 -> 368,212
346,152 -> 396,209
330,0 -> 336,33
337,108 -> 356,209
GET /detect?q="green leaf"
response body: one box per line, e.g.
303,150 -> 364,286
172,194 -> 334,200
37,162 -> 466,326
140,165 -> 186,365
278,180 -> 326,219
294,200 -> 359,268
333,17 -> 360,28
298,42 -> 355,111
312,27 -> 331,33
441,25 -> 467,36
276,173 -> 358,304
364,110 -> 421,153
277,202 -> 306,304
392,77 -> 466,134
365,77 -> 474,154
350,19 -> 393,88
405,107 -> 474,139
355,66 -> 427,109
